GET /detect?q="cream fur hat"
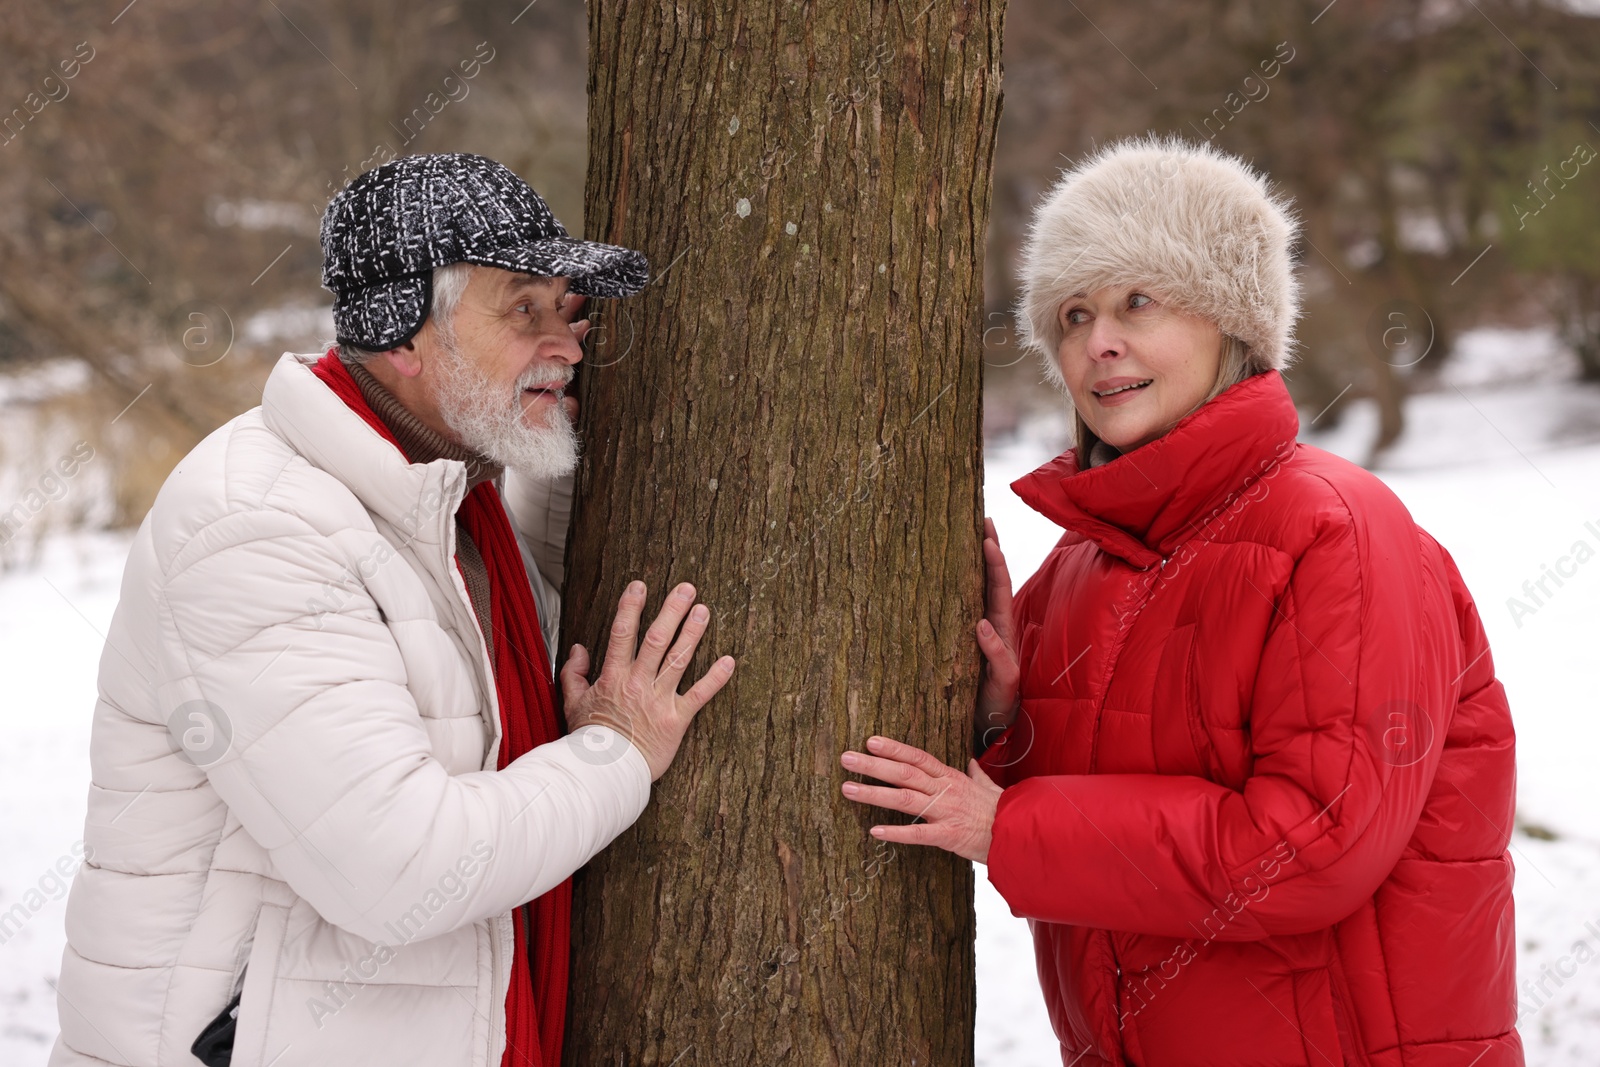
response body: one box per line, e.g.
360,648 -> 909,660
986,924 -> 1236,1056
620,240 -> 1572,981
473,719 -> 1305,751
1017,135 -> 1302,382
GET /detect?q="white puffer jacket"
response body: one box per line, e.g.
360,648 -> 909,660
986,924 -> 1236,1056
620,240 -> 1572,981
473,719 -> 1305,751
49,352 -> 651,1067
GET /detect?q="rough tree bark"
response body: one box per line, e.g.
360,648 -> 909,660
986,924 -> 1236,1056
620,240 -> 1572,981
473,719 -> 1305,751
561,4 -> 1004,1063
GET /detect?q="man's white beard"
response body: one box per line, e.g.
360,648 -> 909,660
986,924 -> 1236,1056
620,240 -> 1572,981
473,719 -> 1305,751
433,335 -> 580,481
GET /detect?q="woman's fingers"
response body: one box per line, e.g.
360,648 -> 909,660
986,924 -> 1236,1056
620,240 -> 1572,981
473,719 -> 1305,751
867,821 -> 942,847
839,739 -> 946,794
977,618 -> 1020,673
866,734 -> 943,768
634,582 -> 696,678
838,738 -> 1001,863
982,537 -> 1017,643
977,533 -> 1022,731
840,781 -> 947,818
983,537 -> 1014,594
981,517 -> 1018,652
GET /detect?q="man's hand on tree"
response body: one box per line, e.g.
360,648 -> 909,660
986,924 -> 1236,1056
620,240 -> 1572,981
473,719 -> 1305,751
560,580 -> 735,781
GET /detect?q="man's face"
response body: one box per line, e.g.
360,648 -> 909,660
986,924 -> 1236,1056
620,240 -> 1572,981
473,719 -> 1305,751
421,266 -> 587,479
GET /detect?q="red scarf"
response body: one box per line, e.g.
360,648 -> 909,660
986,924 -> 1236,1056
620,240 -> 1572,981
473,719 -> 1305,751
311,351 -> 569,1067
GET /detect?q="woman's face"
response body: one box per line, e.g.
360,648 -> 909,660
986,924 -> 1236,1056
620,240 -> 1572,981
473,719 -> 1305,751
1055,285 -> 1224,452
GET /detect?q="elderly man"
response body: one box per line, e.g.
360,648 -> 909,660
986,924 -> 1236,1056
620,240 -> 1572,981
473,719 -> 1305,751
50,153 -> 731,1067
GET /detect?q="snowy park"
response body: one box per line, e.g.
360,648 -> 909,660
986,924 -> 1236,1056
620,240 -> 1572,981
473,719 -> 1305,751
3,330 -> 1599,1063
3,1 -> 1597,1063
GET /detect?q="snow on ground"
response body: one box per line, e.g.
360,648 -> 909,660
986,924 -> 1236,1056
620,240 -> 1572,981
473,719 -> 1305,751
0,532 -> 127,1057
4,338 -> 1600,1064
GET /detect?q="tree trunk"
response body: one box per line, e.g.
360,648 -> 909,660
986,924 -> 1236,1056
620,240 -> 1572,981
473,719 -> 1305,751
560,3 -> 1003,1064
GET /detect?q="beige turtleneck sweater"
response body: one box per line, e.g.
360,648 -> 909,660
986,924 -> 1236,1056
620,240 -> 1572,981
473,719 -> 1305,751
347,359 -> 502,663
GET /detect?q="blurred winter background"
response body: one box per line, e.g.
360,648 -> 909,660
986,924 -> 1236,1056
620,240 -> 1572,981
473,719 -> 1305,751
2,0 -> 1598,1063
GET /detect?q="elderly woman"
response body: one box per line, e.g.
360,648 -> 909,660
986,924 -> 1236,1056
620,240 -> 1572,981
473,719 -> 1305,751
841,138 -> 1520,1065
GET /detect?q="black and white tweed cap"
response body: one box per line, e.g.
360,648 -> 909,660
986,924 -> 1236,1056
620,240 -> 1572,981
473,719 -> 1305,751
320,152 -> 649,351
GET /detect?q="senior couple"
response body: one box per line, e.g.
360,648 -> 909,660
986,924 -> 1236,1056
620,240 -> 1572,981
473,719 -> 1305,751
52,142 -> 1520,1066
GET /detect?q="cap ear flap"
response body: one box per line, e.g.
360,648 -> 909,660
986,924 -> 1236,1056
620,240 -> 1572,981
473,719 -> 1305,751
386,268 -> 434,350
334,269 -> 435,353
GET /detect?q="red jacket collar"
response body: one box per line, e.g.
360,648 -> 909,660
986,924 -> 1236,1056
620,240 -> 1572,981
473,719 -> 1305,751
1010,371 -> 1301,569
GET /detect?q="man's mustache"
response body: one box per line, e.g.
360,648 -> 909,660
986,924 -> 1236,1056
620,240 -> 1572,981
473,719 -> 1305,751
515,368 -> 574,392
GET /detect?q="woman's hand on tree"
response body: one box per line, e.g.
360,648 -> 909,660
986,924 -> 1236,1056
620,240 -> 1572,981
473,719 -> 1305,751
838,736 -> 1002,863
976,517 -> 1021,744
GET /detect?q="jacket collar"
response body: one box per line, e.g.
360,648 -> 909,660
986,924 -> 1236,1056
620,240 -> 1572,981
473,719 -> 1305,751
345,358 -> 504,491
1010,371 -> 1301,569
260,352 -> 468,550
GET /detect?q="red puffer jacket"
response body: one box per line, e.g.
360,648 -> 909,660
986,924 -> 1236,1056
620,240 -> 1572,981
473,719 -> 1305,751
980,370 -> 1520,1066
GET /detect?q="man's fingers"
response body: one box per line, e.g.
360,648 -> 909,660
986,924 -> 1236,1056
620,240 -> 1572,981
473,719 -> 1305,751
984,516 -> 1000,545
635,582 -> 695,677
678,655 -> 736,715
559,643 -> 591,704
969,759 -> 999,788
657,602 -> 710,691
602,581 -> 648,677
